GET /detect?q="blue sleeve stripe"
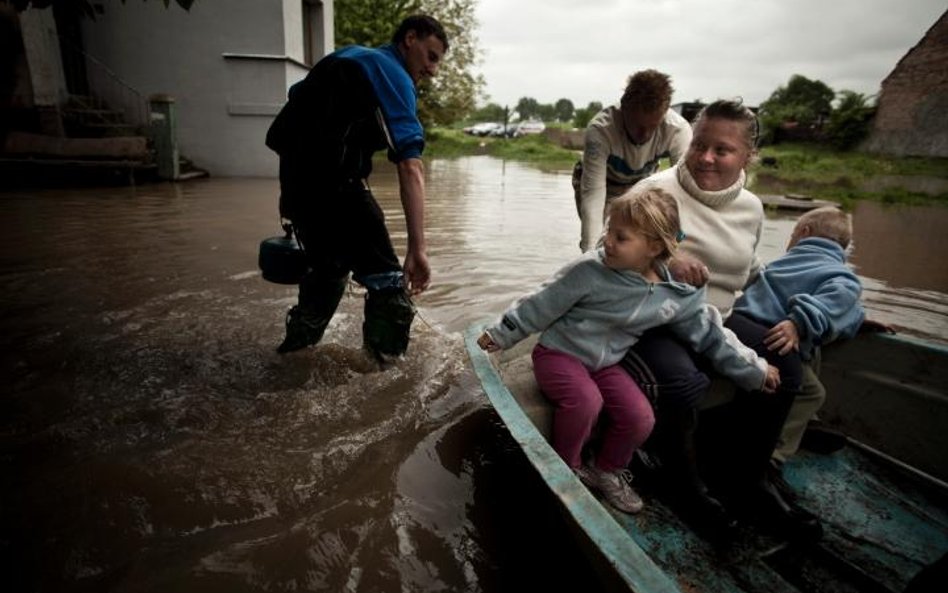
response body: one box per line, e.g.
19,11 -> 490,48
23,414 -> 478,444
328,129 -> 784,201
338,45 -> 425,161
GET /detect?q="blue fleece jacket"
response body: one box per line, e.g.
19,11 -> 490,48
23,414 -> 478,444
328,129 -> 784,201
734,237 -> 864,360
485,249 -> 768,391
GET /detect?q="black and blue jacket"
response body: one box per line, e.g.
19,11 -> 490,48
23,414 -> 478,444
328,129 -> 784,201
266,43 -> 424,216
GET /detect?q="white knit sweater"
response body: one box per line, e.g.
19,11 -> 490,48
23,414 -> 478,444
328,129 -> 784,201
638,163 -> 763,318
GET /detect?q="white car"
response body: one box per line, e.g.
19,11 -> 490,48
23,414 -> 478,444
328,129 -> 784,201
464,122 -> 504,136
489,123 -> 519,137
513,120 -> 546,136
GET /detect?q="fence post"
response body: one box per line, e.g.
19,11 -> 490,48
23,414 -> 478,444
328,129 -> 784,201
149,94 -> 179,180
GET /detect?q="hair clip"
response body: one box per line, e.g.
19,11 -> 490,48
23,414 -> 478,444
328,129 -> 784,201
676,230 -> 686,242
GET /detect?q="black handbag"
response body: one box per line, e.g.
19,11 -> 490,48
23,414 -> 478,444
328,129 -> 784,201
258,221 -> 308,285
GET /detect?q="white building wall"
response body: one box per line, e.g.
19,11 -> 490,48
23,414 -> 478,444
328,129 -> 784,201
283,1 -> 304,62
80,0 -> 333,177
18,7 -> 67,107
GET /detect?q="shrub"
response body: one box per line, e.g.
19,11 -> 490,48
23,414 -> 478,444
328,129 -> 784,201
826,91 -> 876,151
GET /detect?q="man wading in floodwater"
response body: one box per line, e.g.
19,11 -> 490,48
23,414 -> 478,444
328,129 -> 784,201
265,15 -> 448,362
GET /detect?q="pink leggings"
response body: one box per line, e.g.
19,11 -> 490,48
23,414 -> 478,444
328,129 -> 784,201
533,344 -> 654,471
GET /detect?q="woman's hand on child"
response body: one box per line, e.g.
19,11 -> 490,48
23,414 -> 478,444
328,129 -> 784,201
477,331 -> 500,352
762,365 -> 781,393
668,255 -> 710,287
764,320 -> 800,355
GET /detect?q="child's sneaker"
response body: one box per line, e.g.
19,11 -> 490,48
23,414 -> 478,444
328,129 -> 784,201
574,463 -> 644,514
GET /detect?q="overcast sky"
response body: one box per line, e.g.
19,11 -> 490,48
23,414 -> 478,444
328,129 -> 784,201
472,0 -> 946,110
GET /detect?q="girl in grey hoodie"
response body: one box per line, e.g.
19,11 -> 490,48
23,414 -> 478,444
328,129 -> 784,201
478,188 -> 778,514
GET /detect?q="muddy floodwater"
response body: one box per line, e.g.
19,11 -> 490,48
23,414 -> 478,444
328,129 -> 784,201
2,156 -> 947,592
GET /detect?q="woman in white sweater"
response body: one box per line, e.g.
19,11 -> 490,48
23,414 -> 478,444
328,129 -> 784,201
623,100 -> 821,543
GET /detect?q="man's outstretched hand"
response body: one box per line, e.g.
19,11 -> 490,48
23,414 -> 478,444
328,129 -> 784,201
404,250 -> 430,295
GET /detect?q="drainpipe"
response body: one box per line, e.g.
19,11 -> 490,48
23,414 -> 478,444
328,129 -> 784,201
149,93 -> 179,180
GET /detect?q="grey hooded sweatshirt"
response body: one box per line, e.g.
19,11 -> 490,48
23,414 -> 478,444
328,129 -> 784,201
485,249 -> 767,391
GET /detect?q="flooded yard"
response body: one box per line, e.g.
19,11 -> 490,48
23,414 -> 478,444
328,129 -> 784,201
1,156 -> 946,591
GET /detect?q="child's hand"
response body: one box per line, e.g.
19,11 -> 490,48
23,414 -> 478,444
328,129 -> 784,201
477,331 -> 500,352
762,365 -> 781,393
764,320 -> 800,355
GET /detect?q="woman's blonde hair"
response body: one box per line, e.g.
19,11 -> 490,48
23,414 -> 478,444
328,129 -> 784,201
693,98 -> 759,150
608,187 -> 682,261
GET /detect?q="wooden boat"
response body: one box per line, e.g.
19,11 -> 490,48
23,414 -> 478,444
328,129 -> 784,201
757,194 -> 840,211
464,323 -> 948,593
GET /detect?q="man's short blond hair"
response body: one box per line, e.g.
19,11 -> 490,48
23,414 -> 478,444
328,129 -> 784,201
796,206 -> 853,249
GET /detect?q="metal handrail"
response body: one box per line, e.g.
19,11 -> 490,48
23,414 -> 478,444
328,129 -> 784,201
58,35 -> 149,131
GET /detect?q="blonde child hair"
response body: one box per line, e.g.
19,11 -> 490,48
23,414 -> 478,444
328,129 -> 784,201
608,188 -> 682,262
795,206 -> 853,249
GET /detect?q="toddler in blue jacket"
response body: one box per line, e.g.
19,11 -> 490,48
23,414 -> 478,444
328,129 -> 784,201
732,206 -> 865,464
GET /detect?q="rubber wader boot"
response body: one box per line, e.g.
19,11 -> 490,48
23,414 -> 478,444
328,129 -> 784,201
363,287 -> 415,363
660,407 -> 738,540
277,277 -> 347,354
745,475 -> 824,543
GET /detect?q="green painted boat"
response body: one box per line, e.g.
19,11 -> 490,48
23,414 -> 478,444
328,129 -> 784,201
464,323 -> 948,593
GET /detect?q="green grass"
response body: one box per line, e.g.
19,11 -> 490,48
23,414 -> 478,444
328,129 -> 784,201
750,143 -> 948,206
425,127 -> 578,170
756,143 -> 948,177
486,133 -> 578,169
423,127 -> 488,158
425,129 -> 948,205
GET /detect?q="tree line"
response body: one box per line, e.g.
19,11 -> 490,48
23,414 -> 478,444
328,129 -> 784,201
467,74 -> 876,151
758,74 -> 875,150
468,98 -> 606,129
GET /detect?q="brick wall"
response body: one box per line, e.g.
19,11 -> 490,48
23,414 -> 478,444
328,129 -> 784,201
864,10 -> 948,157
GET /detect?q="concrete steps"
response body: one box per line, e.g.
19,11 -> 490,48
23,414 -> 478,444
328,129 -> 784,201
2,94 -> 207,185
62,96 -> 145,138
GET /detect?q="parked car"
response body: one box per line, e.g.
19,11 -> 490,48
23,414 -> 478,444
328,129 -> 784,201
513,120 -> 546,136
463,122 -> 504,137
489,123 -> 519,138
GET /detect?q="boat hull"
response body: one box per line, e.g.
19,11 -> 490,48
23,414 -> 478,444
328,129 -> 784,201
820,332 -> 948,483
465,324 -> 948,593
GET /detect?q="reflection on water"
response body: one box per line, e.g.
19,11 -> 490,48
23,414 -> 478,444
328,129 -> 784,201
1,157 -> 946,592
851,201 -> 948,293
